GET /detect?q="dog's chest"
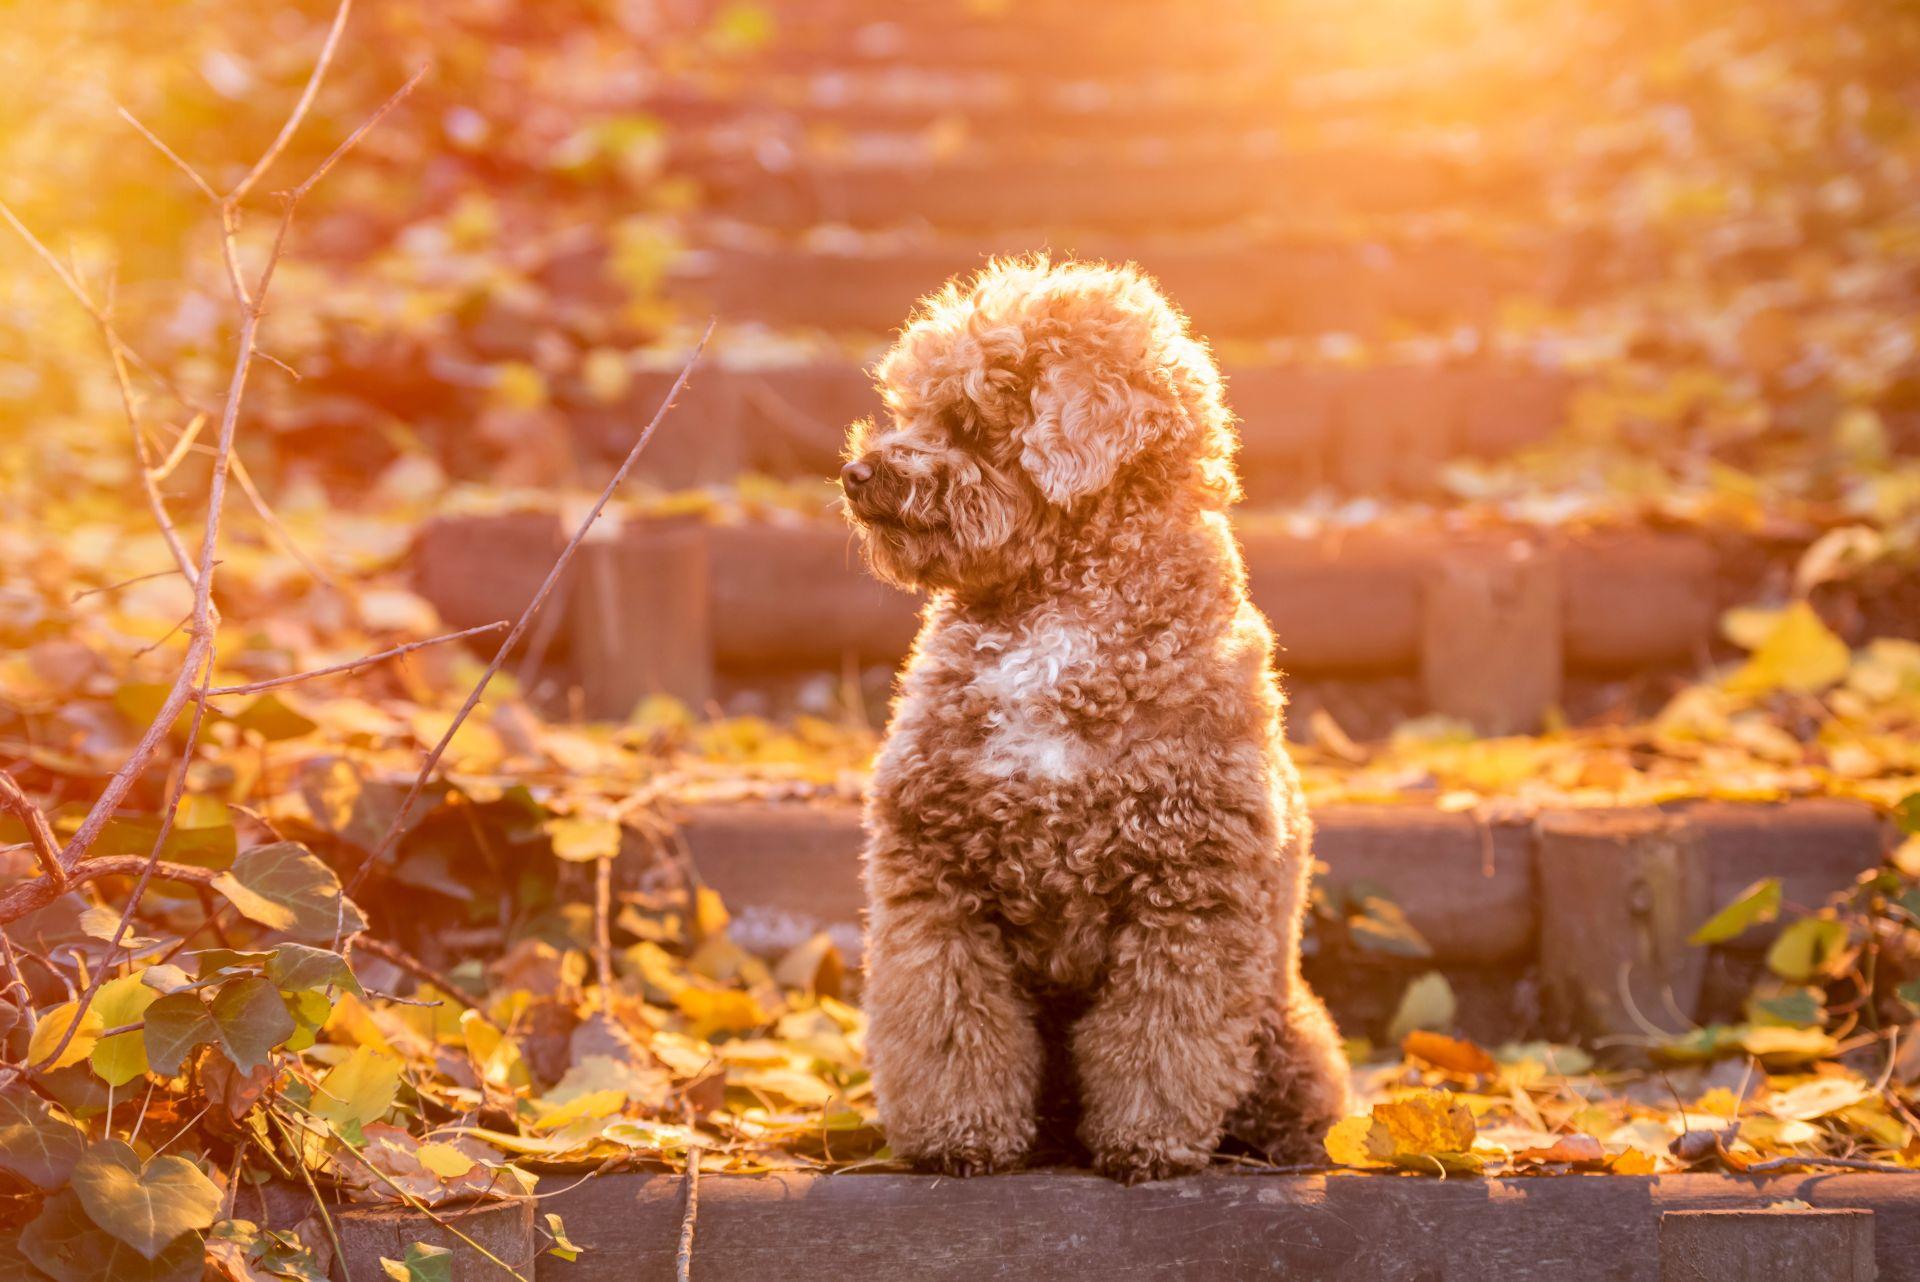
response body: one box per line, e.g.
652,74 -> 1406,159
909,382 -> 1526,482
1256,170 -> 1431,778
954,617 -> 1101,784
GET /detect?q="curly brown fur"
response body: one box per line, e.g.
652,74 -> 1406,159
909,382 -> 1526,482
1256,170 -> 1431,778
844,255 -> 1349,1183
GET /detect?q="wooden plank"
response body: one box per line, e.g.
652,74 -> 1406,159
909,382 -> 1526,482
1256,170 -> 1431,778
1661,1208 -> 1876,1282
539,1170 -> 1920,1282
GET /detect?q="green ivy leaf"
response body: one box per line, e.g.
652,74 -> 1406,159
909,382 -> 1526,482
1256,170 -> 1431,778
19,1188 -> 204,1282
68,1139 -> 221,1261
0,1087 -> 87,1189
1892,792 -> 1920,836
380,1242 -> 453,1282
1689,877 -> 1782,945
265,943 -> 364,997
212,842 -> 366,942
210,976 -> 296,1072
143,993 -> 220,1077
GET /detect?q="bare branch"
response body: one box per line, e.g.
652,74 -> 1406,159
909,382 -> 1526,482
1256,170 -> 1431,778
23,22 -> 416,1071
73,563 -> 212,604
287,65 -> 426,203
348,935 -> 498,1028
338,323 -> 714,919
226,453 -> 338,591
0,855 -> 220,925
0,774 -> 62,887
225,0 -> 355,206
117,105 -> 219,202
201,621 -> 508,696
676,1146 -> 703,1282
149,414 -> 207,483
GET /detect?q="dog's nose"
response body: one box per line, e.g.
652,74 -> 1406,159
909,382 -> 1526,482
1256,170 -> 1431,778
841,459 -> 874,489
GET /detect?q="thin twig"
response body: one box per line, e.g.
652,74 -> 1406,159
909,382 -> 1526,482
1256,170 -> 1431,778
226,0 -> 355,206
338,324 -> 714,923
117,105 -> 219,202
1742,1155 -> 1916,1174
277,1102 -> 530,1282
149,415 -> 206,482
0,931 -> 36,1034
227,454 -> 337,591
0,773 -> 63,886
72,563 -> 209,604
201,621 -> 507,696
19,27 -> 414,1070
349,935 -> 499,1030
593,854 -> 615,997
268,1111 -> 353,1282
676,1146 -> 704,1282
31,652 -> 217,1069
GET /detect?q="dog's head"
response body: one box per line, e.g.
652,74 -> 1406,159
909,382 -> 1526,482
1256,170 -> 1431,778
841,256 -> 1237,593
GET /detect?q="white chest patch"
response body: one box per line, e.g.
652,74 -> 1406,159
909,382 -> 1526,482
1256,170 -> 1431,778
969,620 -> 1095,782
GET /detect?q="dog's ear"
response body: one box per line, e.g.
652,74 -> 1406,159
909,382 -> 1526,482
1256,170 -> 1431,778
1017,360 -> 1169,507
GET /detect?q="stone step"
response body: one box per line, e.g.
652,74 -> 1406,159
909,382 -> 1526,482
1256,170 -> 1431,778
666,799 -> 1889,986
412,512 -> 1900,731
668,142 -> 1589,230
656,234 -> 1598,337
570,358 -> 1572,498
535,1165 -> 1915,1281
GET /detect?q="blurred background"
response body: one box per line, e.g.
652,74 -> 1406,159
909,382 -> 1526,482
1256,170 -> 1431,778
7,0 -> 1920,740
4,0 -> 1920,1010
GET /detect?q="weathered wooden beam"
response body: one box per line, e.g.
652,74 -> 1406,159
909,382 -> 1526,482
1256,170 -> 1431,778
568,520 -> 714,717
1660,1207 -> 1877,1282
536,1170 -> 1920,1282
1536,810 -> 1711,1041
1419,537 -> 1562,734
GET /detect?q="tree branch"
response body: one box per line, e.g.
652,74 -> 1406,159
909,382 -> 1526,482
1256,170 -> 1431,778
337,323 -> 714,922
201,621 -> 509,697
0,774 -> 62,887
225,0 -> 355,206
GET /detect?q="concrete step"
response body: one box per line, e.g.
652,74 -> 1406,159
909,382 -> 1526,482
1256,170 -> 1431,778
567,358 -> 1573,498
536,1170 -> 1917,1281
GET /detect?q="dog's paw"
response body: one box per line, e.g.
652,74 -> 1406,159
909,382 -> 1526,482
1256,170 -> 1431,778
900,1119 -> 1032,1178
1091,1137 -> 1211,1185
912,1136 -> 1028,1178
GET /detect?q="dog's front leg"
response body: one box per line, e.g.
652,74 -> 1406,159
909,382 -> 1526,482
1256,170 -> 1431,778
1073,909 -> 1268,1184
863,890 -> 1041,1176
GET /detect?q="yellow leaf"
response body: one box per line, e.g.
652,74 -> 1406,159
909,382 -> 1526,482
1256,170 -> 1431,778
416,1143 -> 477,1179
545,815 -> 622,863
674,987 -> 768,1039
532,1088 -> 627,1132
1323,1115 -> 1385,1168
1725,602 -> 1851,695
1370,1092 -> 1477,1157
89,973 -> 159,1086
29,1002 -> 103,1071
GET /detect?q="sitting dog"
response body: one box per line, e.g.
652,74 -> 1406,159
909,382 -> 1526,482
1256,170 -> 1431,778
840,256 -> 1348,1183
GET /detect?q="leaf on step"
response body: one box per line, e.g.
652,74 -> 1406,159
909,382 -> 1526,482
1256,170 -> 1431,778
1689,877 -> 1781,945
1402,1030 -> 1497,1076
